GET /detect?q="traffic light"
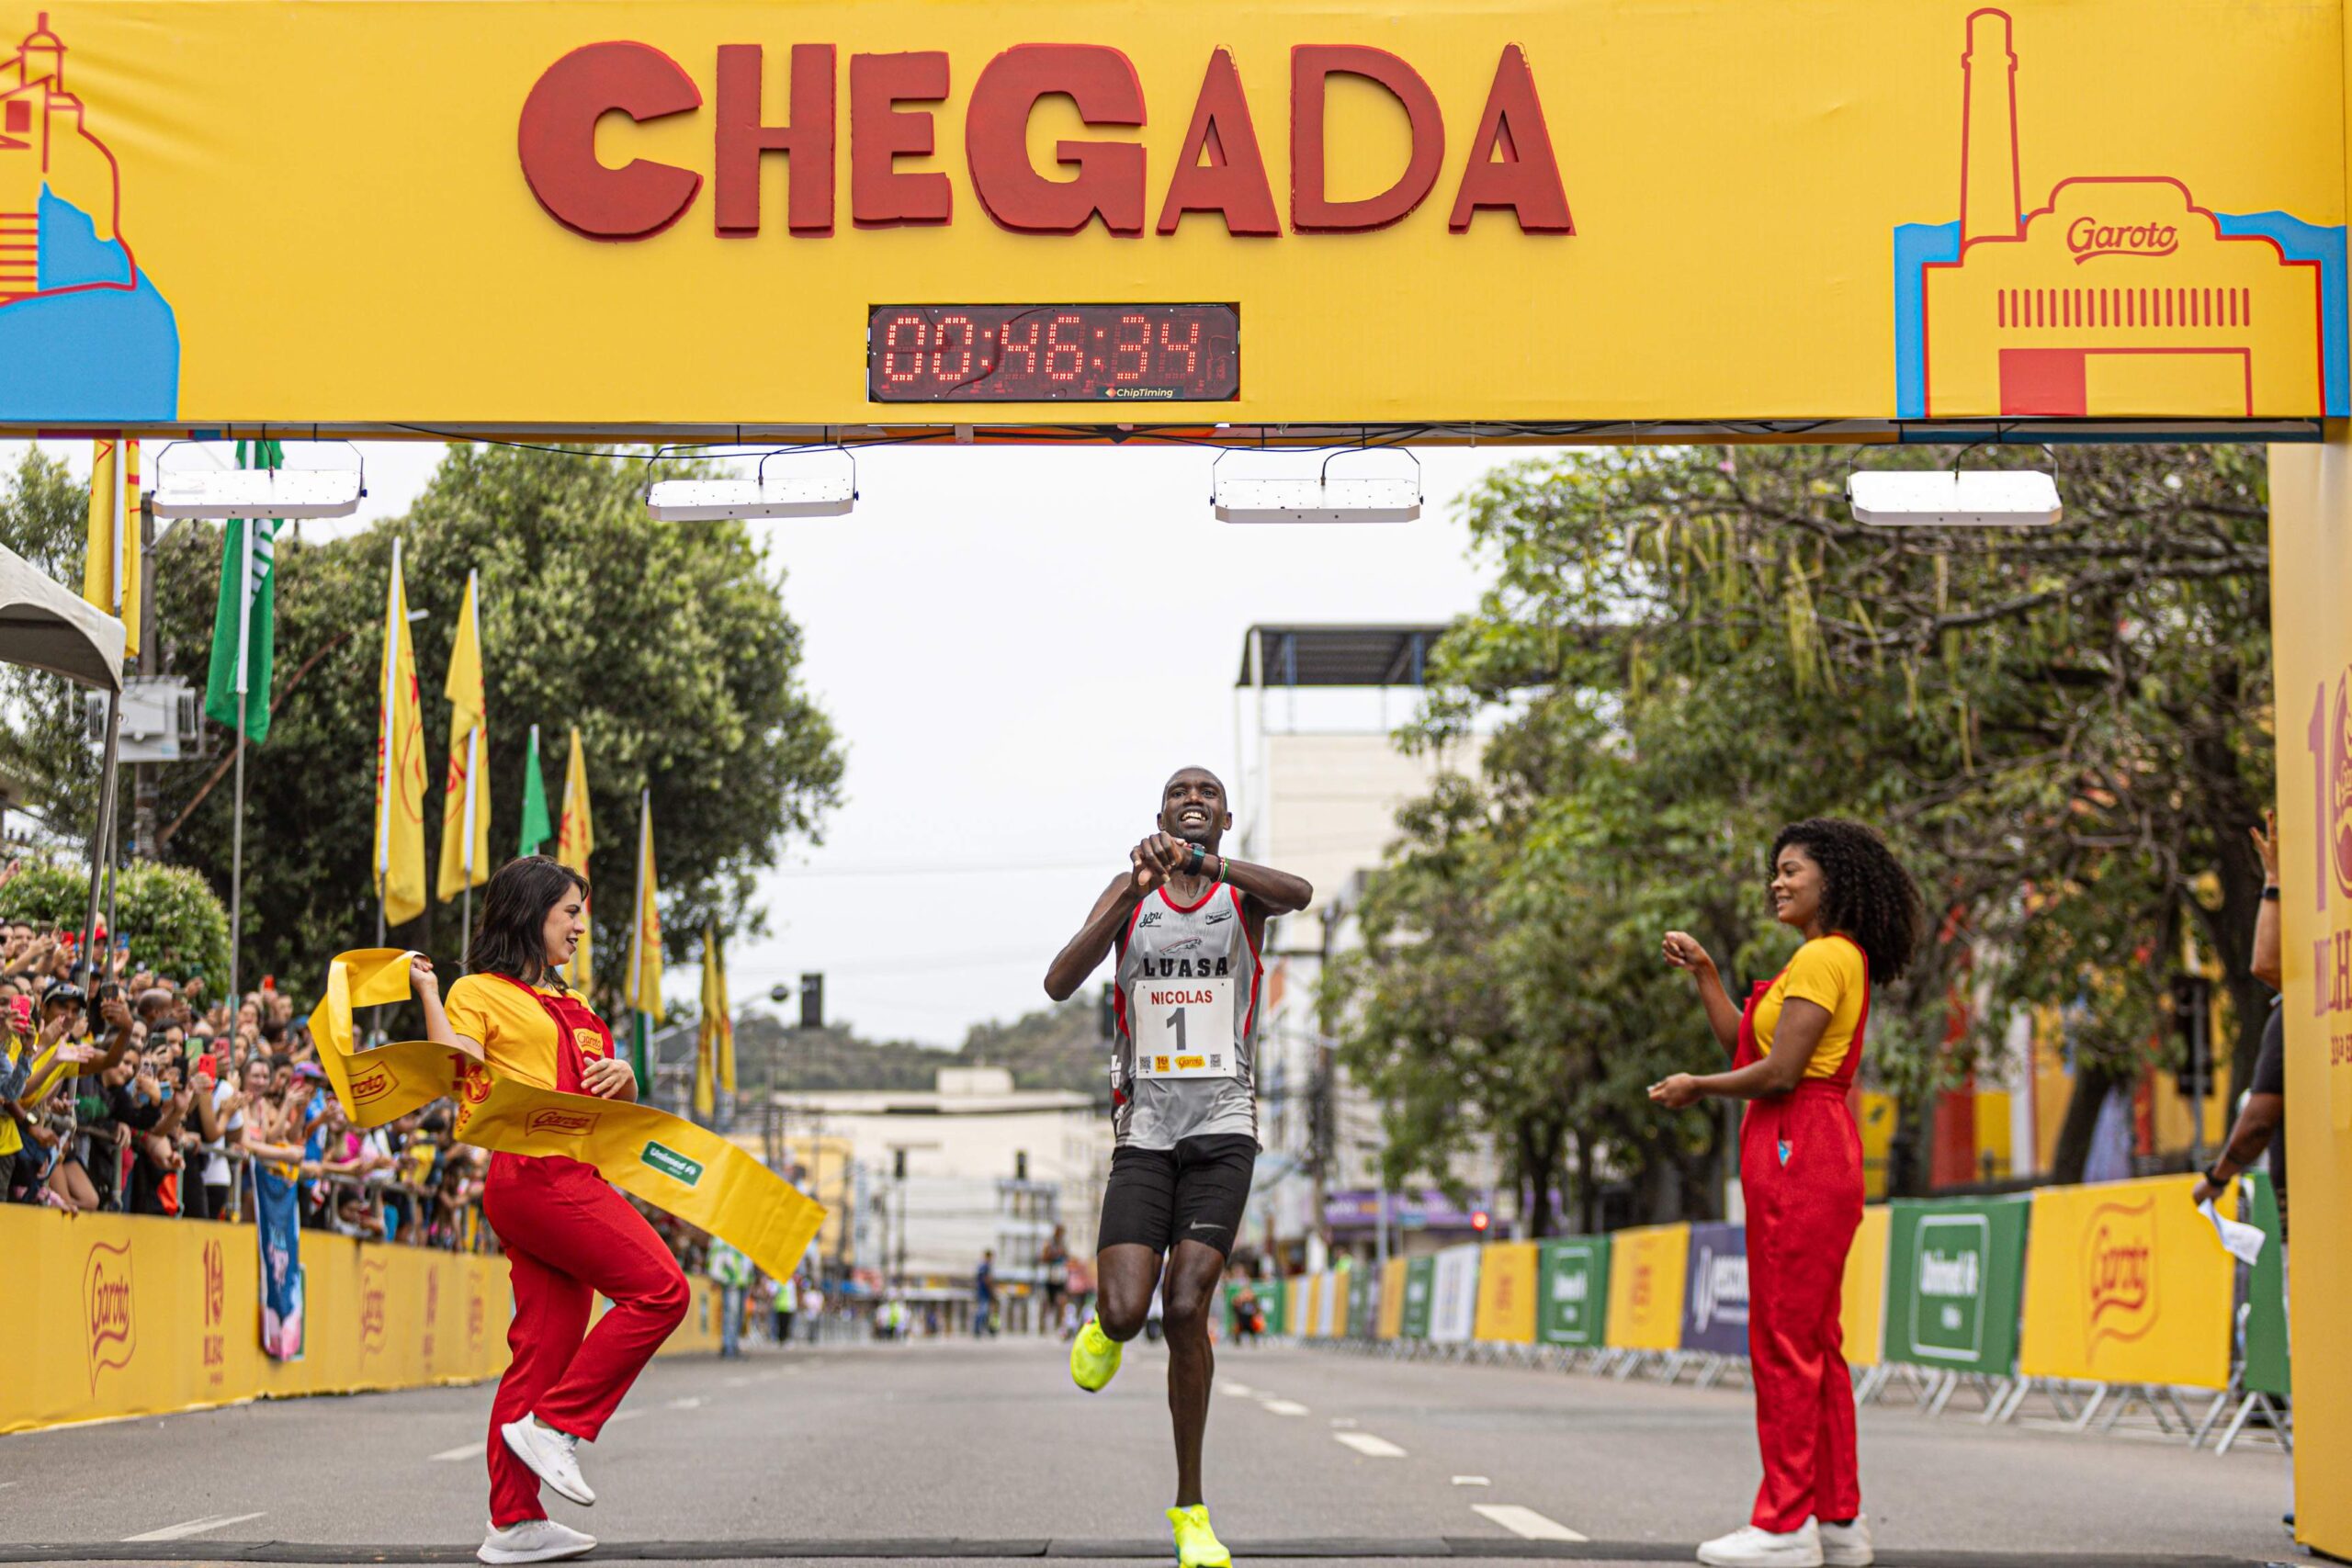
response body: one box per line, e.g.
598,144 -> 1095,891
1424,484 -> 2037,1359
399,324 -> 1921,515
800,973 -> 824,1032
1014,1149 -> 1029,1181
1470,1210 -> 1491,1234
892,1148 -> 907,1181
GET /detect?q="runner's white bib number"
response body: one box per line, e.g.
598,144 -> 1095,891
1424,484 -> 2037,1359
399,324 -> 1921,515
1131,976 -> 1238,1078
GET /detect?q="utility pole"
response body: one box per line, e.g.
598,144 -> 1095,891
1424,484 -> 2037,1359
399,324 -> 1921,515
130,494 -> 158,861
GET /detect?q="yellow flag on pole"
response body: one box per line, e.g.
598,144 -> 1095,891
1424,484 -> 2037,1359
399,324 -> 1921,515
696,921 -> 733,1118
626,791 -> 662,1023
374,539 -> 429,928
81,438 -> 141,657
435,570 -> 492,903
556,726 -> 594,988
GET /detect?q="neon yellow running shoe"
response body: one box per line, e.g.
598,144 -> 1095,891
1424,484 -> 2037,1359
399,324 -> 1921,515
1166,1505 -> 1231,1568
1069,1317 -> 1122,1393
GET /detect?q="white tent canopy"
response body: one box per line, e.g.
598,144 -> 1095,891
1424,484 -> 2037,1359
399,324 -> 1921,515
0,544 -> 125,693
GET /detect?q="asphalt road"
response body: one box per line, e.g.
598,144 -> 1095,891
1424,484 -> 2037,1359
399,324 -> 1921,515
0,1337 -> 2299,1568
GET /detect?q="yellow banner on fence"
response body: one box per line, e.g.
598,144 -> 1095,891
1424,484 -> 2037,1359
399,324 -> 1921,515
0,1207 -> 720,1435
1839,1205 -> 1890,1370
310,949 -> 824,1280
1377,1258 -> 1408,1340
1603,1224 -> 1689,1351
1327,1267 -> 1351,1338
2018,1175 -> 2235,1390
1472,1242 -> 1538,1344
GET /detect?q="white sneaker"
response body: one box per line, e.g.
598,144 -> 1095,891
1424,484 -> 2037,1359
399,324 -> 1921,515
1818,1517 -> 1874,1567
478,1518 -> 597,1564
1696,1520 -> 1824,1568
500,1416 -> 595,1506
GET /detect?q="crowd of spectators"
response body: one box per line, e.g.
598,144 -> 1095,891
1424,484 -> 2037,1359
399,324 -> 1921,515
0,888 -> 493,1249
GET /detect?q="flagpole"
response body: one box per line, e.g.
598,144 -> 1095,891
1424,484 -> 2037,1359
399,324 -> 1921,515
629,788 -> 648,1096
373,539 -> 402,1043
78,690 -> 120,990
459,569 -> 480,964
228,511 -> 255,1010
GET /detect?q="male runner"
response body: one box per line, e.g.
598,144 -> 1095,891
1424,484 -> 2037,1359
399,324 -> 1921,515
1044,767 -> 1311,1568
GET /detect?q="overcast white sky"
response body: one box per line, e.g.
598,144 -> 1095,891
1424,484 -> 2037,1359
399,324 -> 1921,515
3,437 -> 1532,1044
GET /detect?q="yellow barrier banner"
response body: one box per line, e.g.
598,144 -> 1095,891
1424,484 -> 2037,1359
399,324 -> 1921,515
1301,1272 -> 1324,1337
0,1207 -> 720,1435
2265,435 -> 2352,1559
1377,1258 -> 1408,1340
311,950 -> 824,1280
1327,1266 -> 1351,1339
1472,1241 -> 1538,1344
1839,1205 -> 1890,1370
1603,1224 -> 1689,1351
2018,1175 -> 2234,1390
0,0 -> 2342,431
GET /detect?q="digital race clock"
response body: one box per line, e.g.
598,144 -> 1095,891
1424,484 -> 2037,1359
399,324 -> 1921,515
867,304 -> 1239,402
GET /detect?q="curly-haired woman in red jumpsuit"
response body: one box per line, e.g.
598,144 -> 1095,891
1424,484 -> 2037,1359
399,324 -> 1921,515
410,856 -> 691,1566
1651,819 -> 1921,1568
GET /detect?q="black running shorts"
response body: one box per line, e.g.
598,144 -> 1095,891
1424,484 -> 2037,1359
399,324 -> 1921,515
1096,1134 -> 1257,1258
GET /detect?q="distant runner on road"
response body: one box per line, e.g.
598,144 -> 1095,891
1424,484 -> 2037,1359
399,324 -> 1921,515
1044,766 -> 1311,1568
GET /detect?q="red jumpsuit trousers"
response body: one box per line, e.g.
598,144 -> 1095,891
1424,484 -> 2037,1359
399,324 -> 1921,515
480,978 -> 690,1528
1735,944 -> 1868,1534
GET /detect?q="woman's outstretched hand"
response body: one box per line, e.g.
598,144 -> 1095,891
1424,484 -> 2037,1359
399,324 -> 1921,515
1647,1072 -> 1703,1110
1661,931 -> 1715,976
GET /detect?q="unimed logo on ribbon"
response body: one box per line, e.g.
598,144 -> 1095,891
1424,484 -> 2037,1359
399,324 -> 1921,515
527,1107 -> 599,1137
83,1240 -> 136,1393
2082,1197 -> 2158,1352
642,1141 -> 704,1187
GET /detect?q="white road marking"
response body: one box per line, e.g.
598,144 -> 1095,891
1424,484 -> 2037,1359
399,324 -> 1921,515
123,1513 -> 267,1542
1453,1476 -> 1492,1486
665,1396 -> 705,1410
1333,1431 -> 1408,1458
1221,1382 -> 1254,1397
430,1441 -> 487,1461
1471,1504 -> 1588,1542
1329,1416 -> 1359,1428
1259,1398 -> 1309,1416
608,1410 -> 645,1425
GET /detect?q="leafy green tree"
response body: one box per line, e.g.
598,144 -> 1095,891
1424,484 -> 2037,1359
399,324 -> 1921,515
0,446 -> 843,1003
0,859 -> 232,980
0,450 -> 102,837
1338,442 -> 2273,1207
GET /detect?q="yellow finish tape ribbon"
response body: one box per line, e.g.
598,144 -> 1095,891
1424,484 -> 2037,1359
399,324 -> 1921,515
308,949 -> 825,1281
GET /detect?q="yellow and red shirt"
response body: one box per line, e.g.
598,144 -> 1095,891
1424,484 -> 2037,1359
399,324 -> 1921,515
444,974 -> 610,1093
1751,937 -> 1869,1080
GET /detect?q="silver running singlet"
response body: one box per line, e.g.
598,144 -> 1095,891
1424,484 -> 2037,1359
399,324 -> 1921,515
1112,883 -> 1261,1150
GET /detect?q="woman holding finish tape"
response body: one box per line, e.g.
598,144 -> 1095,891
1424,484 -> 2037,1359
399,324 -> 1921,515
1650,819 -> 1921,1568
411,855 -> 690,1567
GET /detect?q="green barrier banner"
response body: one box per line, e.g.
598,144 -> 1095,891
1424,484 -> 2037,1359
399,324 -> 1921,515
1260,1275 -> 1288,1337
1536,1237 -> 1611,1347
1401,1255 -> 1436,1339
2243,1170 -> 2290,1397
1883,1195 -> 2029,1376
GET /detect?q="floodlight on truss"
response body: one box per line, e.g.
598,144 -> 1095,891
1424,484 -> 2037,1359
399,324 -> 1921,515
1847,468 -> 2063,528
1211,447 -> 1421,524
150,442 -> 366,519
645,447 -> 857,520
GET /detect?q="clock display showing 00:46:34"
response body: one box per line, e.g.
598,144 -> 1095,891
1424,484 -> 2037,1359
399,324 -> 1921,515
867,304 -> 1239,402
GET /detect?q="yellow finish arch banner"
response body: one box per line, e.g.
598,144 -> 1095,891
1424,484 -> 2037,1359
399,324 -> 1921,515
1601,1224 -> 1688,1352
308,950 -> 824,1281
0,0 -> 2343,431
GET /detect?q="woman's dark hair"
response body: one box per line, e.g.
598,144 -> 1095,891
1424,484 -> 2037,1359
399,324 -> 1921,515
1768,818 -> 1923,985
465,856 -> 591,984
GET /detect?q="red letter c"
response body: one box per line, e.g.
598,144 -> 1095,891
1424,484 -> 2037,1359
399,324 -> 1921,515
519,41 -> 704,241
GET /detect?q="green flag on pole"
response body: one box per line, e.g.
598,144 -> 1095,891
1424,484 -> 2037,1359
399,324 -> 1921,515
203,439 -> 284,743
517,722 -> 552,857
